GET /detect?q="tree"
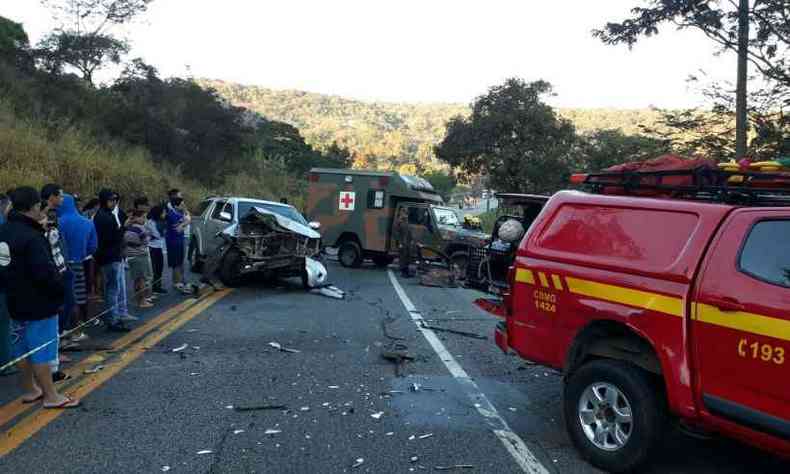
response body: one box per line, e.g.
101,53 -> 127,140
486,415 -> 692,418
37,0 -> 152,83
577,129 -> 672,171
594,0 -> 790,158
37,31 -> 128,83
423,170 -> 457,201
0,16 -> 29,64
41,0 -> 153,34
435,78 -> 578,194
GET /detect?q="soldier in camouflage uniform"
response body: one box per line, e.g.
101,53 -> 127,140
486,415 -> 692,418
394,208 -> 412,277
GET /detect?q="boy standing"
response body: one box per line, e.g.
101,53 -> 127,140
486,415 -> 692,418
124,210 -> 154,309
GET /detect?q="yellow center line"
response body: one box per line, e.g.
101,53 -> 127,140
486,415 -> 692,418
0,289 -> 230,457
0,297 -> 201,429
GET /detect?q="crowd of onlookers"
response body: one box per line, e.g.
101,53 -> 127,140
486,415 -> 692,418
0,184 -> 194,409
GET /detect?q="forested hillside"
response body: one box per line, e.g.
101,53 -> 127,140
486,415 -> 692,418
201,79 -> 666,171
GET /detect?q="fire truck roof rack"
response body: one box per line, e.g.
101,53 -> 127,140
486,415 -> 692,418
570,167 -> 790,206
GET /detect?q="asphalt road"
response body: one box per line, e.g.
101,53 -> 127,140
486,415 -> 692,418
0,261 -> 787,473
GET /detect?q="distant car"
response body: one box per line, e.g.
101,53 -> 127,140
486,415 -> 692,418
190,197 -> 321,286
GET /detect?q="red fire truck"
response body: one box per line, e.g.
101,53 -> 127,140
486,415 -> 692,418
485,163 -> 790,472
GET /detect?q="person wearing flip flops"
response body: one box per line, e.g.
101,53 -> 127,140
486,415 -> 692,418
0,187 -> 80,409
124,210 -> 155,309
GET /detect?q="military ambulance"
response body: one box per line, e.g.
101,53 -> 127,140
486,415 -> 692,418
306,168 -> 489,270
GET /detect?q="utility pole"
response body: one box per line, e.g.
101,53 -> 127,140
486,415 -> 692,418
735,0 -> 750,159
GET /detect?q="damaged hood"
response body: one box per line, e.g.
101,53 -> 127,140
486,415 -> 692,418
240,206 -> 321,239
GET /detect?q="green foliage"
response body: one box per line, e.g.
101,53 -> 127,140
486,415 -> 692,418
0,17 -> 28,63
36,31 -> 129,83
435,79 -> 578,194
0,17 -> 312,207
423,170 -> 456,201
476,210 -> 498,234
202,79 -> 672,175
593,0 -> 789,86
200,79 -> 469,172
577,129 -> 672,171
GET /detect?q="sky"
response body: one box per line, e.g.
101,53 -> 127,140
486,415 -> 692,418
2,0 -> 738,109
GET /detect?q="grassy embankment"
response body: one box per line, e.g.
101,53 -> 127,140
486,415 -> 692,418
0,100 -> 306,210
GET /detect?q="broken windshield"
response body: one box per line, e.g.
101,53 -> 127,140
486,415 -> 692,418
237,201 -> 308,225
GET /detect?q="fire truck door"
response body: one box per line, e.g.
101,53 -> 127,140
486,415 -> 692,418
693,209 -> 790,440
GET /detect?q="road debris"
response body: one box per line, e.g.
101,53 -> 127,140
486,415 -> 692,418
268,342 -> 301,353
418,433 -> 434,440
83,365 -> 105,374
171,343 -> 189,353
196,450 -> 213,455
381,349 -> 415,377
351,458 -> 365,468
264,429 -> 282,435
311,285 -> 346,300
234,404 -> 288,412
371,411 -> 384,420
434,465 -> 475,471
419,322 -> 486,340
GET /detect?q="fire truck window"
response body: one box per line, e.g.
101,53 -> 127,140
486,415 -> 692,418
739,220 -> 790,288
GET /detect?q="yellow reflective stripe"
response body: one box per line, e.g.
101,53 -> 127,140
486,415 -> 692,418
551,274 -> 564,291
565,277 -> 683,317
515,268 -> 534,285
695,303 -> 790,342
538,272 -> 550,288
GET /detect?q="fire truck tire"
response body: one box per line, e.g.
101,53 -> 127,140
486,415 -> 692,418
564,359 -> 666,474
338,241 -> 363,268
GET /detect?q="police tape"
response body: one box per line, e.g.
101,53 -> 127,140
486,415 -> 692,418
0,274 -> 177,373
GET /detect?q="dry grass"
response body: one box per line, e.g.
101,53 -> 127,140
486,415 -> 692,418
0,101 -> 305,210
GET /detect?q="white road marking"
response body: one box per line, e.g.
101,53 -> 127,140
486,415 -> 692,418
388,270 -> 550,474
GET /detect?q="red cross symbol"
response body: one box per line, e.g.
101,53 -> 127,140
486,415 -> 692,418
339,192 -> 355,210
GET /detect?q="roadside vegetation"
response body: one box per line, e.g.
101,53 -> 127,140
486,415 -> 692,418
0,3 -> 351,209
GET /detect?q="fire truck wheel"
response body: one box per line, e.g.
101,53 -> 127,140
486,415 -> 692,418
338,241 -> 363,268
564,359 -> 666,473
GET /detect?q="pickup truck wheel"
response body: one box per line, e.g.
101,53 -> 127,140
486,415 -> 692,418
219,249 -> 243,287
564,359 -> 666,474
338,241 -> 363,268
189,238 -> 203,272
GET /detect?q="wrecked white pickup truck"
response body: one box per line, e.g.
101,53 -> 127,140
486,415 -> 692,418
190,197 -> 322,287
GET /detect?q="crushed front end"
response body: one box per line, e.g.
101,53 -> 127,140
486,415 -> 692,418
230,208 -> 321,276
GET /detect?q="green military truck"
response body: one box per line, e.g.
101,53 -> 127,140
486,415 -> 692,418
306,168 -> 489,271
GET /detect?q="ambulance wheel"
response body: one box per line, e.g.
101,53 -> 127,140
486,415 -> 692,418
564,359 -> 666,474
338,241 -> 363,268
372,255 -> 395,267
